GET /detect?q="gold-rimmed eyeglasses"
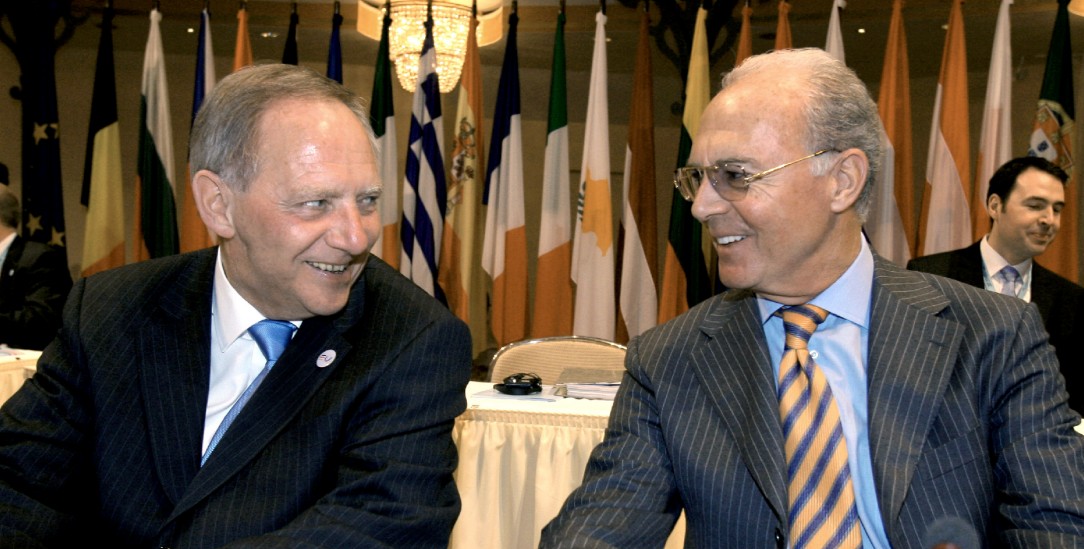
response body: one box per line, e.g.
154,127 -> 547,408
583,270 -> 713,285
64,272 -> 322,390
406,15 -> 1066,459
673,149 -> 835,202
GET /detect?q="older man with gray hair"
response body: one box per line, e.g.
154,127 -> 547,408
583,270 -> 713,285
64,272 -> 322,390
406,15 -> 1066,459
0,64 -> 470,547
541,48 -> 1084,548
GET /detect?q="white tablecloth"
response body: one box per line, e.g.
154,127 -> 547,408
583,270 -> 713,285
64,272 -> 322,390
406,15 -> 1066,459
450,381 -> 685,548
0,349 -> 40,406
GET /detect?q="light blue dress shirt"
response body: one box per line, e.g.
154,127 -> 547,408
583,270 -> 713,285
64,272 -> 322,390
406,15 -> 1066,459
757,238 -> 890,549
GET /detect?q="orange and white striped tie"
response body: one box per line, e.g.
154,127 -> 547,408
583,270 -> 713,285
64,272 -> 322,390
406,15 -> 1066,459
776,304 -> 861,548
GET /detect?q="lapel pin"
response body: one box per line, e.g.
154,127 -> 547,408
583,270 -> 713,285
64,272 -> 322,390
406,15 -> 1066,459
316,350 -> 336,368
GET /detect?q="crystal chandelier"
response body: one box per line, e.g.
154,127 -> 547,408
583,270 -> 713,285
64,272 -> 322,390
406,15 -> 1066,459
357,0 -> 505,94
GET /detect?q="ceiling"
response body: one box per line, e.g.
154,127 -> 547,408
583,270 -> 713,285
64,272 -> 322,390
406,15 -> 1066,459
30,0 -> 1084,120
60,0 -> 1080,80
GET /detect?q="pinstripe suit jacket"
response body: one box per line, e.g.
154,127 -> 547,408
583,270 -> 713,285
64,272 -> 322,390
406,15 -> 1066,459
541,255 -> 1084,548
0,249 -> 471,548
907,240 -> 1084,412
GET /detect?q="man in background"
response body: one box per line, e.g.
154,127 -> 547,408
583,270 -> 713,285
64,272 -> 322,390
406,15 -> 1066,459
542,48 -> 1084,548
908,157 -> 1084,411
0,183 -> 71,350
0,64 -> 471,547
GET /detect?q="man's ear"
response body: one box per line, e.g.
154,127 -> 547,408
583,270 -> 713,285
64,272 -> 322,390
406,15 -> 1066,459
191,170 -> 236,239
829,148 -> 868,214
986,194 -> 1002,224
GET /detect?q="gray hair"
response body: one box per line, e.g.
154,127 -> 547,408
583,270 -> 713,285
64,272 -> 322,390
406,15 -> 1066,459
721,48 -> 883,220
0,185 -> 19,230
189,63 -> 377,191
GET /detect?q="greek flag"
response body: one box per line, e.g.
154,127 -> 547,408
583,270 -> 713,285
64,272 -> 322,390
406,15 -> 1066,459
400,17 -> 446,301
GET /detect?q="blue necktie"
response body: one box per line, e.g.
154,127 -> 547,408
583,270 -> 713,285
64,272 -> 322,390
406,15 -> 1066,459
996,265 -> 1021,298
201,319 -> 296,466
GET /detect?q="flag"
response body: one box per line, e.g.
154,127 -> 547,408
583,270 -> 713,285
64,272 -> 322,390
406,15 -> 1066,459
571,10 -> 615,339
180,7 -> 216,253
658,6 -> 711,324
919,0 -> 970,256
14,4 -> 67,253
441,11 -> 488,354
400,18 -> 447,301
617,7 -> 657,343
1029,0 -> 1078,280
134,8 -> 178,261
327,6 -> 343,83
825,0 -> 845,62
531,10 -> 574,339
482,10 -> 528,347
736,2 -> 753,66
973,0 -> 1013,240
282,7 -> 299,64
80,3 -> 123,276
875,0 -> 919,261
869,0 -> 913,265
371,9 -> 400,270
233,4 -> 253,72
775,0 -> 792,50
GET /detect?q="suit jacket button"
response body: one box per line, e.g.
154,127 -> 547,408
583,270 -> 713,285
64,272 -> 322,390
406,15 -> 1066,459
775,529 -> 785,548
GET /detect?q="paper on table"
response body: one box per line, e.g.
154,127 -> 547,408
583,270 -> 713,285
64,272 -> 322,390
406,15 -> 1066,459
555,367 -> 624,400
469,386 -> 560,402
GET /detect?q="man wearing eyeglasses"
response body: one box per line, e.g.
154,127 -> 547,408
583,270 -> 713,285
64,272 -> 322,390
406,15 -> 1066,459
542,48 -> 1084,548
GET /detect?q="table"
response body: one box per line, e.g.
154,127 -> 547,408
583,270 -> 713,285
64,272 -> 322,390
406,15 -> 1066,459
450,381 -> 685,548
0,349 -> 40,406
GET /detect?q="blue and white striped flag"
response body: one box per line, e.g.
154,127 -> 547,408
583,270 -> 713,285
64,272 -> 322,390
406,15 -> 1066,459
400,17 -> 447,301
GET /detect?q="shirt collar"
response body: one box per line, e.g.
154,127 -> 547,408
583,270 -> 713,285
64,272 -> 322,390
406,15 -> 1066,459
980,235 -> 1032,279
211,249 -> 301,352
0,232 -> 15,258
756,235 -> 874,329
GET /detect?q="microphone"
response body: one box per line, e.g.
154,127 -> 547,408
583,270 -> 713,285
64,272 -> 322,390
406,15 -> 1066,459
922,516 -> 979,549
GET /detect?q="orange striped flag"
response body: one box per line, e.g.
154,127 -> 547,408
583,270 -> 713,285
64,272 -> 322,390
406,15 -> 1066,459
736,2 -> 753,65
919,0 -> 971,256
233,5 -> 253,72
617,6 -> 657,343
531,10 -> 574,338
775,1 -> 792,50
870,0 -> 913,264
973,0 -> 1013,241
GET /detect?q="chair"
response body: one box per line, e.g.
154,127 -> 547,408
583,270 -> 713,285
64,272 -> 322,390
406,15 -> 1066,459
487,336 -> 627,386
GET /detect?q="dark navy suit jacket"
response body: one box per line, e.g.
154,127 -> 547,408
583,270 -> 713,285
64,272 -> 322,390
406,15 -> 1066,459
0,235 -> 71,350
908,241 -> 1084,412
0,249 -> 471,547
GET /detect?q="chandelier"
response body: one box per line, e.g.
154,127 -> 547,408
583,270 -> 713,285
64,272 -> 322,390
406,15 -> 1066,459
357,0 -> 505,93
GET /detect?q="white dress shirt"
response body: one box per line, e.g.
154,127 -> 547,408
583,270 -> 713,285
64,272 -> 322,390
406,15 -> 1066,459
0,232 -> 15,284
979,236 -> 1032,301
203,250 -> 300,454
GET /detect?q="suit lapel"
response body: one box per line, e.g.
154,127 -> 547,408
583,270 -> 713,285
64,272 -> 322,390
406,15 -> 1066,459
1028,263 -> 1056,322
139,251 -> 216,505
689,293 -> 789,523
948,241 -> 985,288
865,257 -> 962,530
167,273 -> 367,521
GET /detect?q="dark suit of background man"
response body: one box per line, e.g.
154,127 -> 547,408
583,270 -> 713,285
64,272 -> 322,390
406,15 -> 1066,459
541,48 -> 1084,549
908,157 -> 1084,412
0,64 -> 472,547
0,184 -> 72,350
